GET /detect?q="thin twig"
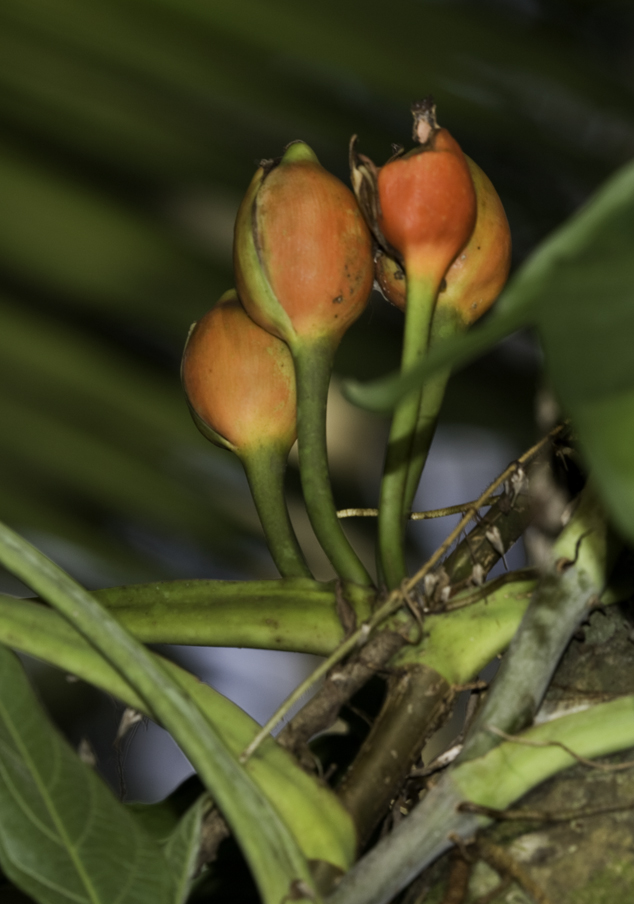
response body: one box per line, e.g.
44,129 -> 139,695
487,725 -> 634,771
240,425 -> 564,763
440,849 -> 472,904
336,496 -> 501,521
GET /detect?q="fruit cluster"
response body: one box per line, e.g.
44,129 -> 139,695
181,99 -> 511,588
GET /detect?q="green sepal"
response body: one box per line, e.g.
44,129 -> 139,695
186,399 -> 236,452
233,166 -> 296,344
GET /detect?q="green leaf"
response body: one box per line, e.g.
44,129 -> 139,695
127,776 -> 204,843
344,157 -> 634,541
0,520 -> 320,903
162,797 -> 207,904
0,592 -> 357,873
0,643 -> 175,904
571,389 -> 634,544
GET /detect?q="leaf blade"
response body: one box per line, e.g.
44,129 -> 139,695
0,644 -> 174,904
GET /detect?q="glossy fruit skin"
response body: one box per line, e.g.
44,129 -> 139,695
375,157 -> 511,326
377,129 -> 477,285
181,290 -> 297,455
234,142 -> 374,349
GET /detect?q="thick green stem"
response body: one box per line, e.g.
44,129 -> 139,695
2,579 -> 376,655
293,336 -> 373,586
337,666 -> 452,848
241,444 -> 312,578
378,276 -> 438,589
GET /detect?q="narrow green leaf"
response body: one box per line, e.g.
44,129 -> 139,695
162,797 -> 207,904
0,521 -> 320,903
342,314 -> 515,413
0,593 -> 357,872
0,643 -> 174,904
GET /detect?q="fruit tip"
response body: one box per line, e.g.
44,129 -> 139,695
411,96 -> 438,145
281,140 -> 320,166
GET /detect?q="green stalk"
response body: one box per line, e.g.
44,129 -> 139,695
402,311 -> 463,521
0,579 -> 376,655
292,336 -> 373,586
402,367 -> 451,513
241,443 -> 312,578
378,276 -> 438,589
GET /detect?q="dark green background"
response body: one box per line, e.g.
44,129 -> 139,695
1,0 -> 632,586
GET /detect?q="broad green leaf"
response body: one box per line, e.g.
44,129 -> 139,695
344,157 -> 634,541
0,521 -> 320,903
0,642 -> 175,904
571,388 -> 634,544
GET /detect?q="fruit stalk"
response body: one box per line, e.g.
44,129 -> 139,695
242,444 -> 312,579
294,336 -> 373,586
377,275 -> 439,588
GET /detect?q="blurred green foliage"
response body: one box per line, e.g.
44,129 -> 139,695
1,0 -> 633,583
